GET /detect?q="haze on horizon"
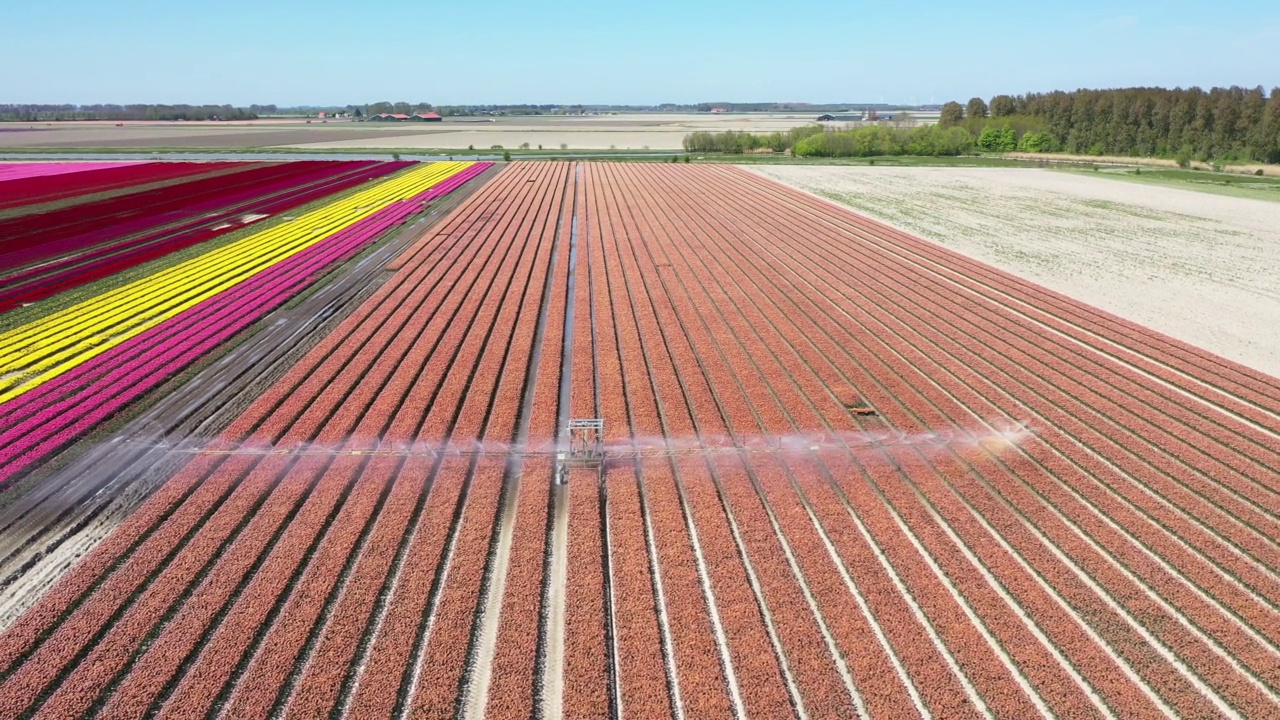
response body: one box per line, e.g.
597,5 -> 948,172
3,0 -> 1277,107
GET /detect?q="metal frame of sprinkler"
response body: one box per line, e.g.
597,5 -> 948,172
557,418 -> 604,484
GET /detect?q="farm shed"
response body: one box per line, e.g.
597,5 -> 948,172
409,112 -> 443,122
370,113 -> 412,122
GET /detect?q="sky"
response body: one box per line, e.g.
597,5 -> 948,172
3,0 -> 1278,106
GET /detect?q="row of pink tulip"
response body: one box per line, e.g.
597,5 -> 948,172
0,162 -> 490,487
0,161 -> 138,183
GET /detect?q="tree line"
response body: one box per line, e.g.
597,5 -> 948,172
940,86 -> 1280,163
683,126 -> 826,153
683,86 -> 1280,163
684,122 -> 1013,158
0,104 -> 263,122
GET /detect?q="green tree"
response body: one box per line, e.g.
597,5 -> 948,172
1017,132 -> 1054,152
1266,88 -> 1280,162
1241,86 -> 1267,159
990,95 -> 1017,117
977,124 -> 1017,152
977,126 -> 1000,151
939,101 -> 965,127
966,97 -> 989,119
999,125 -> 1017,150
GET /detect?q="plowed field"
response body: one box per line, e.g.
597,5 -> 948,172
2,162 -> 1278,719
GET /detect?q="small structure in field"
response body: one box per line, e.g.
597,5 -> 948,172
409,112 -> 443,122
557,419 -> 605,484
567,419 -> 605,464
818,113 -> 864,123
370,113 -> 412,122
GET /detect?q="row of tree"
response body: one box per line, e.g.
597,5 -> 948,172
940,86 -> 1280,163
683,126 -> 825,153
684,124 -> 985,158
684,86 -> 1280,163
0,104 -> 262,122
793,125 -> 976,157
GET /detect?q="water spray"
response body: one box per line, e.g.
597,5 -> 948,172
136,419 -> 1032,467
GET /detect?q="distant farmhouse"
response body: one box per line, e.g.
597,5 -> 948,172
371,112 -> 445,121
817,111 -> 896,122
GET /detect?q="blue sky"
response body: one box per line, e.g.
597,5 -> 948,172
3,0 -> 1277,105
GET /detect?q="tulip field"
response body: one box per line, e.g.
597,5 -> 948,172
0,159 -> 489,487
2,161 -> 1280,718
0,160 -> 407,313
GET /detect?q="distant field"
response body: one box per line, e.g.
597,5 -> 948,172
751,164 -> 1280,378
0,113 -> 832,151
0,112 -> 943,152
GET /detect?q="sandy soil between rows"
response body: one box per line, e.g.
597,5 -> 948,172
749,165 -> 1280,379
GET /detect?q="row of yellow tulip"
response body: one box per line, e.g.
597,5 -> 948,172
0,161 -> 476,403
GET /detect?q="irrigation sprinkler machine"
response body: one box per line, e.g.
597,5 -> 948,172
557,418 -> 605,484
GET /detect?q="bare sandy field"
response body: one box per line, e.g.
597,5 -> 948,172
751,165 -> 1280,379
282,113 -> 823,150
0,113 -> 826,150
